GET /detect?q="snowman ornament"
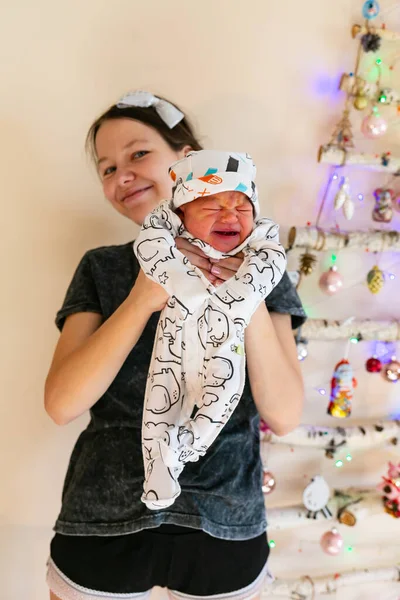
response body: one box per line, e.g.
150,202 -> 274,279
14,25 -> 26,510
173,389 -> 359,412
303,475 -> 332,519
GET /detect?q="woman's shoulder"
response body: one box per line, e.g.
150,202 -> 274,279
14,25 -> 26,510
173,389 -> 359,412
79,240 -> 138,275
83,240 -> 135,262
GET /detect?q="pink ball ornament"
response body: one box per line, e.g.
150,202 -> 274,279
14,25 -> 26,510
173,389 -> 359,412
361,114 -> 388,138
319,266 -> 343,295
320,528 -> 344,555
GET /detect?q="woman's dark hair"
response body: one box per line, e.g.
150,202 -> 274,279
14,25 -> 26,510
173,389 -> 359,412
86,95 -> 203,163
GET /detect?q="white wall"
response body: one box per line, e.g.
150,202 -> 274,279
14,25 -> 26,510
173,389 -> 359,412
1,1 -> 399,598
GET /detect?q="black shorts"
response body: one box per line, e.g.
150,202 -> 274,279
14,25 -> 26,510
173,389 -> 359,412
48,525 -> 270,597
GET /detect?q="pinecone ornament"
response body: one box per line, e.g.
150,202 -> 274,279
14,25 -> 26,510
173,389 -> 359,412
361,32 -> 381,52
367,265 -> 385,294
299,251 -> 317,276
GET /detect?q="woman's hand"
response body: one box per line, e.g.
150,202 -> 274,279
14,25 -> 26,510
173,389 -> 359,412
129,268 -> 169,312
175,237 -> 244,285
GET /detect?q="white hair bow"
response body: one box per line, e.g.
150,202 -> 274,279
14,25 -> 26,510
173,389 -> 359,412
116,91 -> 184,129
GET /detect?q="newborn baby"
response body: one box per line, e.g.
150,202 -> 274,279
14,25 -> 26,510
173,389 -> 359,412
177,190 -> 254,253
134,150 -> 287,510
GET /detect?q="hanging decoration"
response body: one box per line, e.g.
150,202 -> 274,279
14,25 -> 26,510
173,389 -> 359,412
382,359 -> 400,382
367,265 -> 385,294
262,470 -> 276,495
361,112 -> 388,138
334,176 -> 355,220
372,188 -> 394,223
377,462 -> 400,518
320,528 -> 344,555
319,266 -> 344,295
365,356 -> 382,372
328,359 -> 357,418
328,109 -> 354,149
361,32 -> 381,52
299,250 -> 317,276
362,0 -> 380,20
303,475 -> 332,519
295,327 -> 309,362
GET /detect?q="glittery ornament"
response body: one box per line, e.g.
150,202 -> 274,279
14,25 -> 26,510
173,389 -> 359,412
297,342 -> 308,361
362,0 -> 380,20
354,94 -> 368,111
366,357 -> 382,373
262,470 -> 276,494
320,528 -> 344,555
382,360 -> 400,383
361,114 -> 388,138
319,266 -> 343,295
372,188 -> 394,223
367,265 -> 385,294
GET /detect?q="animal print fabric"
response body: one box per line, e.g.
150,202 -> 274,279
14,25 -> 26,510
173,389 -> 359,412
134,201 -> 286,509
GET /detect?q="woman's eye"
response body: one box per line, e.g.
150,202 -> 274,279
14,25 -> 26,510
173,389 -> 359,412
103,166 -> 116,177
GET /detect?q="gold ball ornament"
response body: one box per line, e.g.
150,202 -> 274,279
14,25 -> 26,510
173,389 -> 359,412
382,360 -> 400,383
367,265 -> 385,294
354,95 -> 368,110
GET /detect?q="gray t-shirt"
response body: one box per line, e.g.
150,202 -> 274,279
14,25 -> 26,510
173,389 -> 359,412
54,241 -> 306,540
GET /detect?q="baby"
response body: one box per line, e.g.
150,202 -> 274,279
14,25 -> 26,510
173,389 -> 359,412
134,150 -> 287,510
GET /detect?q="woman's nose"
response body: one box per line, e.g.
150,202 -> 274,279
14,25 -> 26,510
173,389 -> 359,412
117,167 -> 136,186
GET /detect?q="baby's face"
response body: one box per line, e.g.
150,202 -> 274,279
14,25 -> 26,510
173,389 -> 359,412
179,191 -> 254,252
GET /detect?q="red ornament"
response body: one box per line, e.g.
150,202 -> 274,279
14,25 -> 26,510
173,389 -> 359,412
366,357 -> 382,373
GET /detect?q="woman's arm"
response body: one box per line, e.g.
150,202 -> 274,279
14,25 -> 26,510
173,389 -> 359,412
245,306 -> 304,436
44,270 -> 169,426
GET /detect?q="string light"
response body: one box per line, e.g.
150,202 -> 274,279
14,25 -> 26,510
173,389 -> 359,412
331,254 -> 337,262
318,388 -> 327,396
346,453 -> 352,462
346,546 -> 354,552
389,273 -> 396,280
269,540 -> 276,548
335,459 -> 344,468
332,173 -> 338,180
376,58 -> 382,65
358,194 -> 364,201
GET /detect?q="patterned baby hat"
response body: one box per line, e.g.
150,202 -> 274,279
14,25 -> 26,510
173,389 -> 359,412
169,150 -> 260,218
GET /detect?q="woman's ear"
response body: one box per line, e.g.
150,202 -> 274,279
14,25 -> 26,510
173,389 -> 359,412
177,145 -> 192,159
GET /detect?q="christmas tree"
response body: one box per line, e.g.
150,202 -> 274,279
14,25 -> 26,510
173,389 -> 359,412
261,2 -> 400,598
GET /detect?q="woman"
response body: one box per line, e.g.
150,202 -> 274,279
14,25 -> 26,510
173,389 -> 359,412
45,90 -> 306,600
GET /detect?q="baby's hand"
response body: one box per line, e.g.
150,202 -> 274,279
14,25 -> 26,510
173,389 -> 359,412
209,254 -> 244,284
175,237 -> 218,284
176,237 -> 244,286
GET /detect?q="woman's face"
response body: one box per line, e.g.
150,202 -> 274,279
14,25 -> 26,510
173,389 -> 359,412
95,118 -> 190,225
